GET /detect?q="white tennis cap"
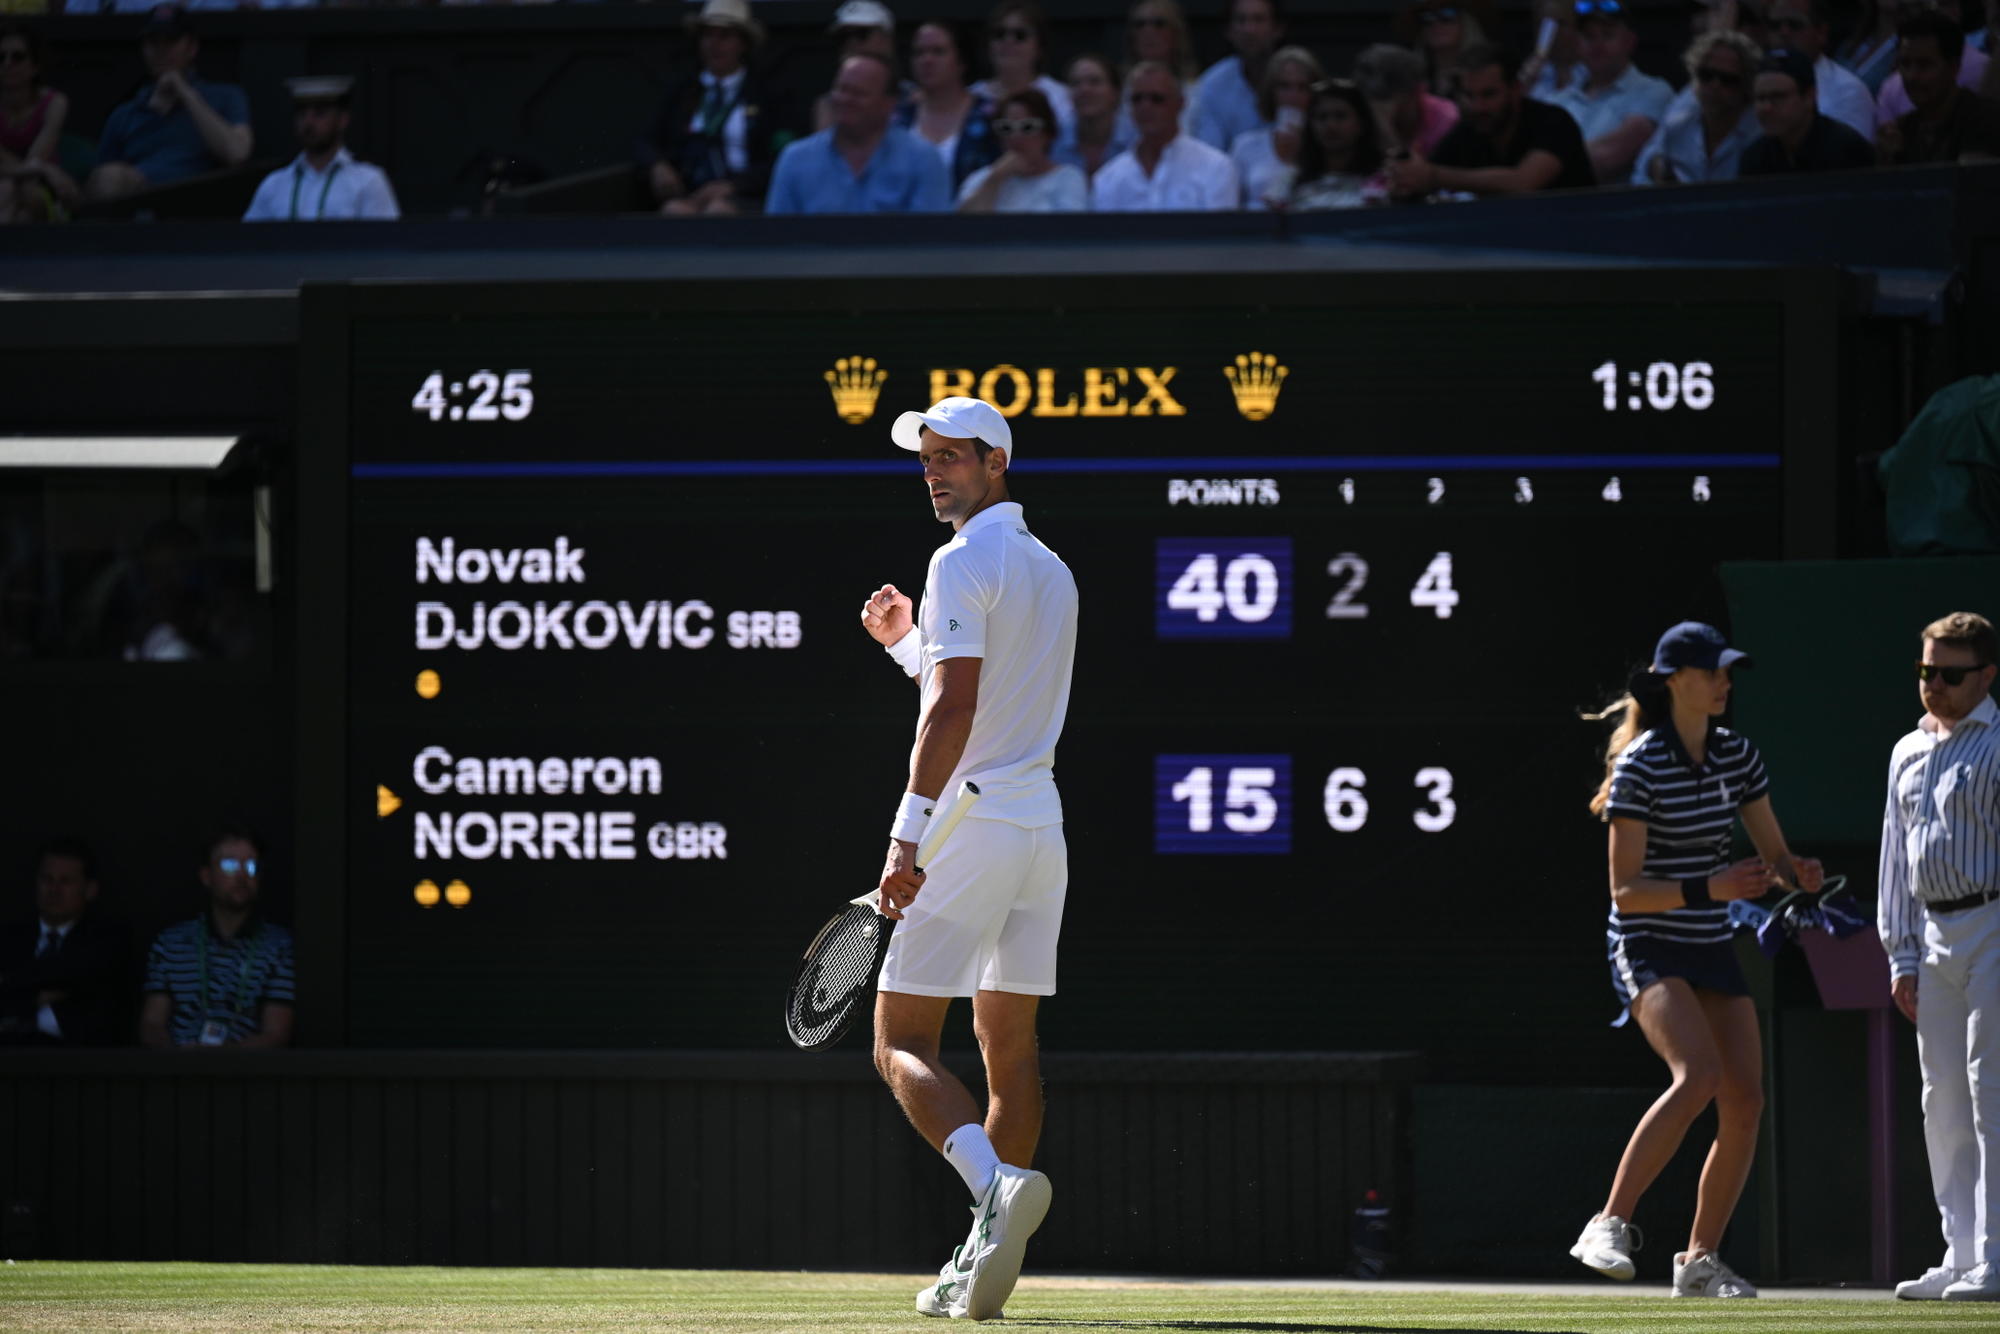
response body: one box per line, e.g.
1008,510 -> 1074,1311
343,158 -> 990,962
891,397 -> 1014,458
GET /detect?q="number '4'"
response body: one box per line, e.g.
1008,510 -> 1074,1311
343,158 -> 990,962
1409,553 -> 1458,619
412,373 -> 447,422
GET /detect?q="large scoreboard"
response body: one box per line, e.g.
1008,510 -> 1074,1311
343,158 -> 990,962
298,271 -> 1837,1073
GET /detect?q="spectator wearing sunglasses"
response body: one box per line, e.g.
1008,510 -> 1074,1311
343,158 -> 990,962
1875,0 -> 1989,127
139,826 -> 294,1051
1387,43 -> 1594,197
1877,9 -> 2000,163
1398,0 -> 1491,100
1120,0 -> 1200,138
1755,0 -> 1877,136
895,22 -> 999,194
972,2 -> 1075,143
1230,44 -> 1320,208
1092,61 -> 1237,209
957,87 -> 1087,211
1353,44 -> 1459,159
768,52 -> 951,214
1054,53 -> 1134,177
1287,78 -> 1388,208
1879,612 -> 2000,1302
1547,0 -> 1672,181
1192,0 -> 1284,150
1739,48 -> 1876,172
814,0 -> 899,134
1633,29 -> 1763,182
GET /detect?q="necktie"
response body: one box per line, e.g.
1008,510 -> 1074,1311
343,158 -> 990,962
699,79 -> 730,138
36,927 -> 58,959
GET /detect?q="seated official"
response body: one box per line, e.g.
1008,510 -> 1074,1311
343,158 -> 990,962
765,53 -> 950,214
644,0 -> 798,215
140,827 -> 294,1050
1633,30 -> 1763,183
88,5 -> 250,203
1091,62 -> 1238,211
0,837 -> 134,1046
243,77 -> 399,222
1386,43 -> 1595,198
1740,49 -> 1876,173
1877,10 -> 2000,163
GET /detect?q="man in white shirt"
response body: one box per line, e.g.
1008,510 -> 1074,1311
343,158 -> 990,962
1880,612 -> 2000,1303
860,395 -> 1077,1323
1763,0 -> 1878,135
242,76 -> 399,222
1093,63 -> 1239,211
1193,0 -> 1283,148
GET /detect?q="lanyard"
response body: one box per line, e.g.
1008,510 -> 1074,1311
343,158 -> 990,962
288,159 -> 343,220
696,77 -> 742,139
195,921 -> 264,1016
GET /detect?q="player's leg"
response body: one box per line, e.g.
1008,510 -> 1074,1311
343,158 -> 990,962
1604,977 -> 1724,1219
873,989 -> 983,1150
972,990 -> 1042,1166
1688,992 -> 1768,1296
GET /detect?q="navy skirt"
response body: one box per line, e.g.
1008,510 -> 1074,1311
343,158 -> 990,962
1606,930 -> 1748,1027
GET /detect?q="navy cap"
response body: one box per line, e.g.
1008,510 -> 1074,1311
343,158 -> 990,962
1650,621 -> 1752,674
1759,48 -> 1816,90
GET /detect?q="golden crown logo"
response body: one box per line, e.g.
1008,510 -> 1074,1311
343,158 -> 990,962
1225,351 -> 1288,421
824,356 -> 888,424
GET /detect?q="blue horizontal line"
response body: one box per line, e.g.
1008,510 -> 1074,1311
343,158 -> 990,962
353,453 -> 1779,480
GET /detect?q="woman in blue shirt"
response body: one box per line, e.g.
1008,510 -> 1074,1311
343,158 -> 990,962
1571,622 -> 1821,1299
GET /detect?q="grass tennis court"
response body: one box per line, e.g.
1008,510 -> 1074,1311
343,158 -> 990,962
0,1264 -> 1991,1333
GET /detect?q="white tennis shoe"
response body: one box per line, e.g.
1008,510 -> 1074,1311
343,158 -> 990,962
1944,1261 -> 2000,1300
1896,1264 -> 1962,1300
1569,1215 -> 1641,1280
914,1244 -> 976,1319
960,1164 -> 1053,1321
1672,1250 -> 1757,1298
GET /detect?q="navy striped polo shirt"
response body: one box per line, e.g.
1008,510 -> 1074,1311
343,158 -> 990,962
144,915 -> 296,1045
1603,724 -> 1770,945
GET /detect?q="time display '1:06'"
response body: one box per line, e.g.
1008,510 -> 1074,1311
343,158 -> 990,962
1592,361 -> 1714,412
412,371 -> 536,422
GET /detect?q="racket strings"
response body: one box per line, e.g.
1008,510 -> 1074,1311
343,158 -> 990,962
786,906 -> 888,1048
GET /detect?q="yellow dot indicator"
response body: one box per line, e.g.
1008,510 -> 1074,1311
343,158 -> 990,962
415,669 -> 441,699
414,879 -> 441,907
444,879 -> 471,908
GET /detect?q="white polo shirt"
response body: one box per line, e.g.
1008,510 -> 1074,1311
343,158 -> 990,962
243,147 -> 401,222
1090,134 -> 1239,212
918,500 -> 1078,828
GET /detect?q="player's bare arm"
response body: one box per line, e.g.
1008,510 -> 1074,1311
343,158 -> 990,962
878,656 -> 981,918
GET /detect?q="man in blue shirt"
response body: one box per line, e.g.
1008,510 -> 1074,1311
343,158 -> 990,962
1634,28 -> 1763,182
1550,0 -> 1674,182
765,53 -> 949,214
88,5 -> 251,203
1193,0 -> 1283,149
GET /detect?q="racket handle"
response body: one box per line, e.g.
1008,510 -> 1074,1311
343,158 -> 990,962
915,780 -> 981,871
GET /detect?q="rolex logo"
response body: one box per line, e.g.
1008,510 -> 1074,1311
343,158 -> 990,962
824,356 -> 888,424
1225,351 -> 1288,421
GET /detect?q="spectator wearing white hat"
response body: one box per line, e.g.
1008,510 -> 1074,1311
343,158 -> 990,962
766,52 -> 950,213
1091,61 -> 1237,210
644,0 -> 800,214
815,0 -> 899,132
242,76 -> 398,221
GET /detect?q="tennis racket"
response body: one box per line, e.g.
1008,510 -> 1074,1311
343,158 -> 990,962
784,780 -> 982,1051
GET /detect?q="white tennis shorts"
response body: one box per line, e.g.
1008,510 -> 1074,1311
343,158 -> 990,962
878,817 -> 1067,998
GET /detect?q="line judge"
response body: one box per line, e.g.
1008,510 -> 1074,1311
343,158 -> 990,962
858,396 -> 1078,1321
243,76 -> 399,222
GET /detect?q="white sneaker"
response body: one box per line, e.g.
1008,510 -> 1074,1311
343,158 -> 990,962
960,1164 -> 1053,1321
1943,1261 -> 2000,1301
1896,1264 -> 1962,1300
915,1245 -> 976,1319
1569,1215 -> 1642,1280
1672,1250 -> 1757,1298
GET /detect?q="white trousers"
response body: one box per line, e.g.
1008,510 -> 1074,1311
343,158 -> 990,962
1918,895 -> 2000,1269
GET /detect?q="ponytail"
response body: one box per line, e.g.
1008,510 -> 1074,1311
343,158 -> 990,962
1584,676 -> 1667,815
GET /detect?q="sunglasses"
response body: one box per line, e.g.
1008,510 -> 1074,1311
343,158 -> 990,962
834,27 -> 879,41
1130,14 -> 1171,26
992,25 -> 1034,41
1573,0 -> 1627,14
1418,6 -> 1460,20
1918,662 -> 1990,685
994,116 -> 1047,133
1129,89 -> 1172,103
216,857 -> 260,877
1695,64 -> 1743,86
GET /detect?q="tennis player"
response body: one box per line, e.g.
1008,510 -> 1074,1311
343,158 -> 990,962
1571,622 -> 1821,1298
857,395 -> 1077,1322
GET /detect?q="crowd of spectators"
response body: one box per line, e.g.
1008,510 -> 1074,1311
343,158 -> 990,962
0,830 -> 295,1049
0,0 -> 1993,223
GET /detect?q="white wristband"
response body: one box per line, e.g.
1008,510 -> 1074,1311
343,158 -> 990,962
884,629 -> 921,677
889,791 -> 935,845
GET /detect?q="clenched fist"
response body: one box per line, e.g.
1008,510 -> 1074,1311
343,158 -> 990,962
860,583 -> 913,647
